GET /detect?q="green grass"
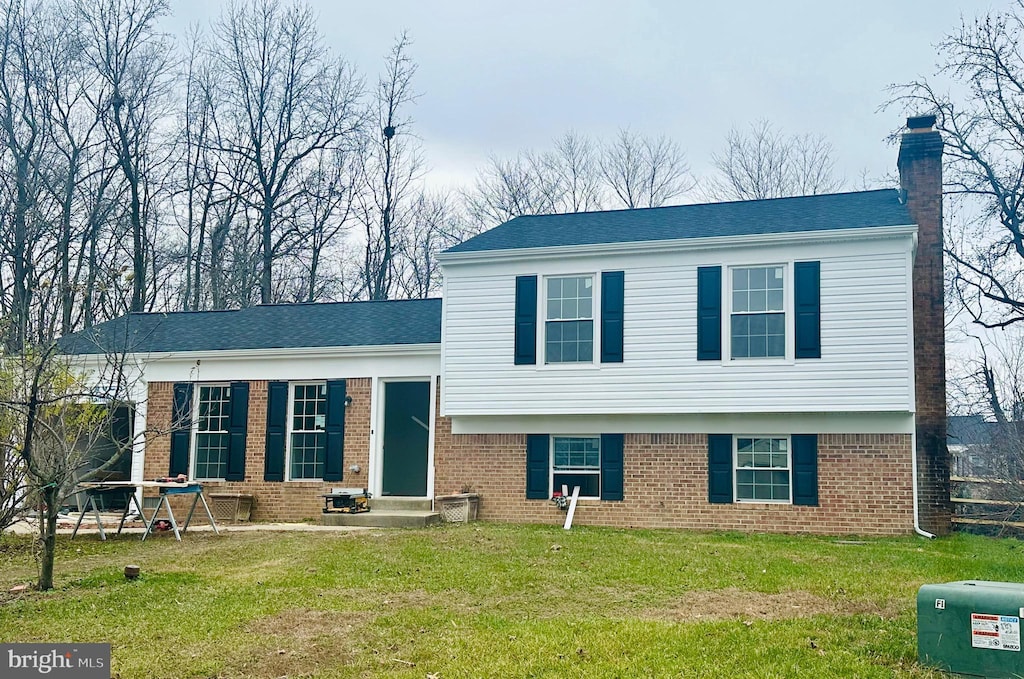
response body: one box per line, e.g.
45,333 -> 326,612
0,524 -> 1020,678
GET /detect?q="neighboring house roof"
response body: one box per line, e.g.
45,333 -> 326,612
948,415 -> 1024,447
947,415 -> 994,447
445,188 -> 913,254
59,298 -> 443,355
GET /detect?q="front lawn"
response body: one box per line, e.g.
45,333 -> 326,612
0,524 -> 1020,678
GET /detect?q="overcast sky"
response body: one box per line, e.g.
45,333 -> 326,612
165,0 -> 990,197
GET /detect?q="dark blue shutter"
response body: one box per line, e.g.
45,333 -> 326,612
225,382 -> 249,481
791,434 -> 819,506
600,434 -> 624,501
707,434 -> 733,504
601,271 -> 625,363
526,434 -> 550,499
514,275 -> 538,365
264,381 -> 288,482
323,380 -> 347,482
169,383 -> 193,476
794,261 -> 821,359
697,266 -> 722,360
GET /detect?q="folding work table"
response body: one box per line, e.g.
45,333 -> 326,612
72,481 -> 219,541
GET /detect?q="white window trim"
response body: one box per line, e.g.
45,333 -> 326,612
285,381 -> 327,482
540,272 -> 601,367
190,382 -> 230,482
724,262 -> 794,364
550,435 -> 602,500
733,434 -> 792,504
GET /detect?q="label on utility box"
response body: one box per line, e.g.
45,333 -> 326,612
971,613 -> 1021,651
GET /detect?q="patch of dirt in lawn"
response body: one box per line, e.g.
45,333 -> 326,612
232,608 -> 367,677
645,588 -> 896,622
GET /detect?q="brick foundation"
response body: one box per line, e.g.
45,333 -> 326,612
434,425 -> 915,536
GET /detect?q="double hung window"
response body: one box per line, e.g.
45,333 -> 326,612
289,383 -> 327,480
551,436 -> 601,498
545,276 -> 594,363
730,265 -> 785,358
193,385 -> 231,480
735,436 -> 790,502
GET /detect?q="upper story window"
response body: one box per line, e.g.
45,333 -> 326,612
735,436 -> 791,502
289,382 -> 327,480
193,384 -> 230,480
545,275 -> 594,363
731,265 -> 785,359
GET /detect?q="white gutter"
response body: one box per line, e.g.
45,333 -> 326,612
911,428 -> 936,539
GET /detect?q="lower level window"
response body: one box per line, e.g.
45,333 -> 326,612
735,436 -> 790,502
289,383 -> 327,480
552,436 -> 600,498
194,384 -> 230,479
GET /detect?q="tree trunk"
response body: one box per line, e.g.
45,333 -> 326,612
261,202 -> 273,304
36,485 -> 58,591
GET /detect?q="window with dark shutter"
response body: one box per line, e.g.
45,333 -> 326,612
707,433 -> 733,503
697,266 -> 722,360
169,383 -> 193,476
323,380 -> 347,482
225,382 -> 249,481
514,275 -> 538,365
791,434 -> 819,506
264,381 -> 288,482
601,271 -> 624,363
794,261 -> 821,359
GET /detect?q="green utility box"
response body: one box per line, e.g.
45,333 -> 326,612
918,581 -> 1024,678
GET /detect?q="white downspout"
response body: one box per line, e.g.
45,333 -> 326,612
911,429 -> 936,539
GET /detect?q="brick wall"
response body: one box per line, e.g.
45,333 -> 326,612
898,117 -> 951,535
145,379 -> 373,522
146,380 -> 915,535
434,427 -> 915,536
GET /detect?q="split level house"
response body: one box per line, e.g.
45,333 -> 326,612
61,116 -> 950,536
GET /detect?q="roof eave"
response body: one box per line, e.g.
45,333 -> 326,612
63,342 -> 442,363
437,224 -> 919,266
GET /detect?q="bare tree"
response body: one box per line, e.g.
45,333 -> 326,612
463,131 -> 604,229
394,190 -> 464,299
210,0 -> 363,305
890,3 -> 1024,329
702,120 -> 843,202
76,0 -> 173,314
295,148 -> 357,302
357,32 -> 422,301
0,0 -> 54,351
600,128 -> 694,208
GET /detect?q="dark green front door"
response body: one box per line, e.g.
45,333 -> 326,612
381,381 -> 430,496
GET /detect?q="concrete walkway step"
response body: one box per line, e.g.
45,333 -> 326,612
369,497 -> 432,511
320,509 -> 439,529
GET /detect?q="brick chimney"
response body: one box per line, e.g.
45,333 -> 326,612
898,115 -> 950,535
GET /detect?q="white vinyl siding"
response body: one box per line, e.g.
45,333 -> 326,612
441,236 -> 914,416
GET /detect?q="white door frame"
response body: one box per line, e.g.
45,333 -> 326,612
370,375 -> 436,499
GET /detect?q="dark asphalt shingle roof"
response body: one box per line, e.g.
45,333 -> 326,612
445,189 -> 913,254
59,298 -> 442,355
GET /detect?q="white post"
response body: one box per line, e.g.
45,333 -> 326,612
562,486 -> 580,530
